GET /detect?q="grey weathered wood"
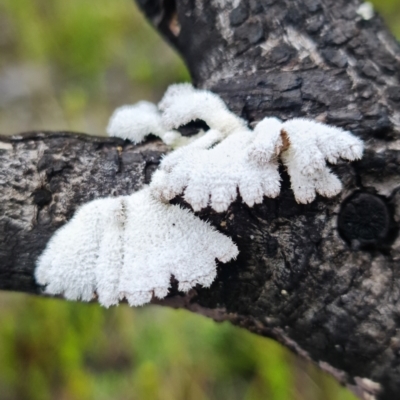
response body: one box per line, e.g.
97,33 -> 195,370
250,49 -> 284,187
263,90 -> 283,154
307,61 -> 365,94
0,132 -> 167,292
1,0 -> 400,398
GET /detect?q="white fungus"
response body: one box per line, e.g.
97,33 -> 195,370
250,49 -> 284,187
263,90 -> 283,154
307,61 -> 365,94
35,188 -> 238,307
150,84 -> 363,209
150,121 -> 282,212
107,101 -> 166,143
279,118 -> 363,203
159,83 -> 248,136
106,100 -> 203,147
36,83 -> 365,308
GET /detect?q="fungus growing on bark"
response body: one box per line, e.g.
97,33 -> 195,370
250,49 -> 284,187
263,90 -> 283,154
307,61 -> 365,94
159,83 -> 247,136
150,121 -> 282,212
35,188 -> 238,307
150,84 -> 364,209
36,83 -> 364,308
107,100 -> 204,147
279,118 -> 364,203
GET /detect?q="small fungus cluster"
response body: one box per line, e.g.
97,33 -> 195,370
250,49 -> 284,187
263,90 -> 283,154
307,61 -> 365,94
35,83 -> 364,307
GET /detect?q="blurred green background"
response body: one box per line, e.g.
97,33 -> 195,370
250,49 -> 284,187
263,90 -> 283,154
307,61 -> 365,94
0,1 -> 399,399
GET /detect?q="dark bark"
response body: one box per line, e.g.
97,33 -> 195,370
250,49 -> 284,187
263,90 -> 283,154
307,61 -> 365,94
0,133 -> 168,292
1,0 -> 400,398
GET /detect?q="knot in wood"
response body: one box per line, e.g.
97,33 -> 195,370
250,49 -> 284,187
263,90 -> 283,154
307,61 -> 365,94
32,188 -> 52,207
338,192 -> 390,246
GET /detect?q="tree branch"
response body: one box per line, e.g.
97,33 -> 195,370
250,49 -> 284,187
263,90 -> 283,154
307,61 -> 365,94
1,0 -> 400,398
0,132 -> 167,292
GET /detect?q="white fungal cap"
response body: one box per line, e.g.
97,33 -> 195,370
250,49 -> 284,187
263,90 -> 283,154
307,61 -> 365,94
35,187 -> 238,307
150,124 -> 281,212
107,99 -> 206,147
159,83 -> 247,136
107,85 -> 364,212
152,84 -> 364,209
107,101 -> 166,143
280,118 -> 364,203
35,197 -> 117,302
248,117 -> 283,164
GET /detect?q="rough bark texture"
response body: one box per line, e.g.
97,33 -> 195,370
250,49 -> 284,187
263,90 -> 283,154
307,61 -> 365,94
1,0 -> 400,398
0,133 -> 167,292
